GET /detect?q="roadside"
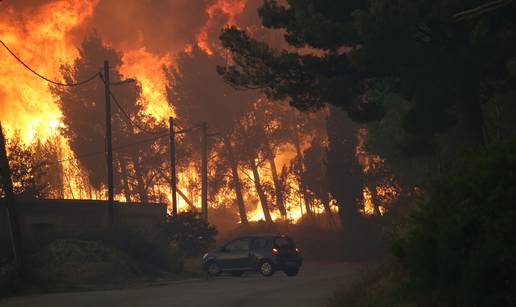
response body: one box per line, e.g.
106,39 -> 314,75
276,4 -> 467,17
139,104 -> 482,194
0,261 -> 366,307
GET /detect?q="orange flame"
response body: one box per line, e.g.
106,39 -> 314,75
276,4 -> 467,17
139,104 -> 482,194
196,0 -> 247,55
0,0 -> 335,226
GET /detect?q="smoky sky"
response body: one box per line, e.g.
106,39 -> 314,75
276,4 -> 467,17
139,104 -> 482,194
1,0 -> 218,56
89,0 -> 213,55
1,0 -> 288,57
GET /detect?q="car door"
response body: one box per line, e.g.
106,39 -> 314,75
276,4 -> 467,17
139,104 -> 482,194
219,237 -> 252,269
250,237 -> 269,261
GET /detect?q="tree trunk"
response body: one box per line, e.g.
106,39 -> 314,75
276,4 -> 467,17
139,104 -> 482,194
131,152 -> 148,203
321,193 -> 336,228
177,188 -> 197,211
224,135 -> 248,224
249,158 -> 273,223
265,145 -> 287,217
371,187 -> 383,216
326,106 -> 363,226
119,156 -> 132,202
293,136 -> 313,216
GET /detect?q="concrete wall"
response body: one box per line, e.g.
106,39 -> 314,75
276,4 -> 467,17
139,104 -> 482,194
0,199 -> 167,257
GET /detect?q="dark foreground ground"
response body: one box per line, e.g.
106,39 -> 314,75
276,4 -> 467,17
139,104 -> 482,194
0,262 -> 365,307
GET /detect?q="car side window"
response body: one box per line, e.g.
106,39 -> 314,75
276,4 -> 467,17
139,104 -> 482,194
225,238 -> 250,252
252,238 -> 267,249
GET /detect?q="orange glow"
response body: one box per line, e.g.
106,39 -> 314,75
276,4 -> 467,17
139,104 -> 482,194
120,48 -> 173,120
0,0 -> 96,142
356,127 -> 384,173
356,128 -> 399,215
0,0 -> 341,226
196,0 -> 247,54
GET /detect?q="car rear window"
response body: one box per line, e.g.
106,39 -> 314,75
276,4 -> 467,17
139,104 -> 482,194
252,238 -> 268,249
274,236 -> 295,248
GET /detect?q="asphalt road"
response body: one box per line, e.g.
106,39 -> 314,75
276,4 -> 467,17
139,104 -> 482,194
0,262 -> 364,307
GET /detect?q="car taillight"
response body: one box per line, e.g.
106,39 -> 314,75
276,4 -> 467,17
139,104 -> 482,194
272,248 -> 279,254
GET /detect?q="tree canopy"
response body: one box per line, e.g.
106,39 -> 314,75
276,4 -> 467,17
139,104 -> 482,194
218,0 -> 516,149
53,34 -> 166,202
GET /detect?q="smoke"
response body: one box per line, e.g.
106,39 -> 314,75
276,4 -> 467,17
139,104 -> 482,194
1,0 -> 218,56
87,0 -> 213,56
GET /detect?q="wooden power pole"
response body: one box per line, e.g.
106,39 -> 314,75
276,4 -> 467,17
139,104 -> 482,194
169,117 -> 178,215
0,122 -> 23,272
201,122 -> 208,221
103,60 -> 115,225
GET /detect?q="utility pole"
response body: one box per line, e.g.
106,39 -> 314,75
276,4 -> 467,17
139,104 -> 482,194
0,122 -> 23,273
169,116 -> 178,215
201,122 -> 208,222
103,60 -> 115,226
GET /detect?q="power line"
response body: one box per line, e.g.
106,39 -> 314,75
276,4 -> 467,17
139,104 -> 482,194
109,90 -> 168,135
99,73 -> 168,135
0,39 -> 100,87
37,132 -> 170,168
35,124 -> 196,168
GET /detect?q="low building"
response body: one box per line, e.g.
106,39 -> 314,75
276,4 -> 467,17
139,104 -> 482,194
0,199 -> 167,258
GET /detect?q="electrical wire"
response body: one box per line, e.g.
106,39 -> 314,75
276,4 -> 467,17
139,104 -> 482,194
99,74 -> 195,136
36,123 -> 199,169
37,132 -> 170,168
109,91 -> 168,135
0,39 -> 100,87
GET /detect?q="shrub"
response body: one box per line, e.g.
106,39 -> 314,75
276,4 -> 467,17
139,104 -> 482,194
28,239 -> 136,284
77,226 -> 172,275
329,260 -> 410,307
394,137 -> 516,306
158,212 -> 217,257
341,214 -> 393,261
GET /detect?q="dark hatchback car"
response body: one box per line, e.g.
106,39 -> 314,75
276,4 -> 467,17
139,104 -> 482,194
202,234 -> 302,277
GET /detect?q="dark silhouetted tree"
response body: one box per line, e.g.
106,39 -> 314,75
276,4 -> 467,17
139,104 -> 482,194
52,34 -> 165,202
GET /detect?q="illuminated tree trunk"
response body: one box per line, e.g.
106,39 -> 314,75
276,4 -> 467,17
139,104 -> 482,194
266,146 -> 287,217
249,158 -> 273,223
321,193 -> 335,227
131,152 -> 148,203
119,156 -> 132,202
224,135 -> 248,224
371,188 -> 382,216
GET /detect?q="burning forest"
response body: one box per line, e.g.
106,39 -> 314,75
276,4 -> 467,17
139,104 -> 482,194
2,1 -> 516,306
0,0 -> 397,228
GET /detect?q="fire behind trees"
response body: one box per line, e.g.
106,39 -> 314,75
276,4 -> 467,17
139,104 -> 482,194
51,34 -> 168,204
0,133 -> 61,199
2,31 -> 394,230
164,43 -> 357,225
0,0 -> 399,230
1,1 -> 401,260
218,1 -> 516,306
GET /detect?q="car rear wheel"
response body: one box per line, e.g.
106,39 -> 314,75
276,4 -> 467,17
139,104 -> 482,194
206,261 -> 221,277
284,268 -> 299,276
259,261 -> 274,277
230,271 -> 244,277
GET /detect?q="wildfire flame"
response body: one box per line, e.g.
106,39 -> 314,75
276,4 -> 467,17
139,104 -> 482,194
0,0 -> 395,226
